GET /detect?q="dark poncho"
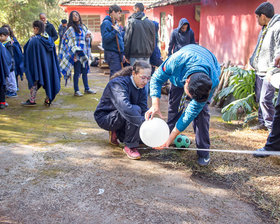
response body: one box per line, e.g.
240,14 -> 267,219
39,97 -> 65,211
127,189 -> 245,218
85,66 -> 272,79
24,33 -> 61,102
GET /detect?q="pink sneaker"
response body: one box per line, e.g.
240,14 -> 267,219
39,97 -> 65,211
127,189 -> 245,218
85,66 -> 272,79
123,146 -> 141,160
109,131 -> 119,146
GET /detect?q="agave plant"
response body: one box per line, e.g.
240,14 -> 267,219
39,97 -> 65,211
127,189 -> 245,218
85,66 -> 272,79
218,67 -> 257,122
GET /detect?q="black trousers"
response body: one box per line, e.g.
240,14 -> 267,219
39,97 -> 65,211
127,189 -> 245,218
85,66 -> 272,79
264,90 -> 280,151
94,107 -> 143,148
167,84 -> 210,158
0,85 -> 6,102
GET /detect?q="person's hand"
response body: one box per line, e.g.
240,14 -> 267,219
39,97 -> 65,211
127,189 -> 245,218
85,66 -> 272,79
274,54 -> 280,68
122,55 -> 126,63
145,97 -> 163,120
154,127 -> 180,150
145,105 -> 163,120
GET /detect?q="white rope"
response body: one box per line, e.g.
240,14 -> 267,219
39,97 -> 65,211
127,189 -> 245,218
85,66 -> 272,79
137,147 -> 280,156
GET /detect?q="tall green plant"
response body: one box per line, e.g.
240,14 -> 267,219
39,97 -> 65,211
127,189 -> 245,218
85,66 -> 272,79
218,67 -> 257,122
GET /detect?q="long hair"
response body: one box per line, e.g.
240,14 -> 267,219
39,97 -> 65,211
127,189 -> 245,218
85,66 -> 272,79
1,24 -> 14,38
68,11 -> 83,33
111,61 -> 151,80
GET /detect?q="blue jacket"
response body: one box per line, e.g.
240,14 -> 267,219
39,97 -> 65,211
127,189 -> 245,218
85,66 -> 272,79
101,16 -> 124,53
150,21 -> 163,67
13,37 -> 24,79
94,75 -> 148,127
168,18 -> 195,56
0,43 -> 11,86
150,44 -> 220,132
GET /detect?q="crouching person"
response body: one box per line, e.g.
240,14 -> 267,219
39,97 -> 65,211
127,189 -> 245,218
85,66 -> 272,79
94,61 -> 151,160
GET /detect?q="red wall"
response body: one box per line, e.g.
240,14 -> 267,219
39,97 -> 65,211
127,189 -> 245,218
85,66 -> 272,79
199,0 -> 265,65
61,5 -> 153,42
173,4 -> 200,43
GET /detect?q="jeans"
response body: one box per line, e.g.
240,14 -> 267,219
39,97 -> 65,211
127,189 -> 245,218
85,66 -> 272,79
104,51 -> 122,77
74,61 -> 89,92
6,71 -> 17,93
255,75 -> 275,129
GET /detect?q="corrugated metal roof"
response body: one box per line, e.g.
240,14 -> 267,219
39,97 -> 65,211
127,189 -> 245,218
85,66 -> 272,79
148,0 -> 200,8
60,0 -> 159,6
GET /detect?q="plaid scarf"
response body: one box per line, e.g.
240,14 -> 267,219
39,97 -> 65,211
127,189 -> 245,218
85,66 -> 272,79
59,25 -> 91,83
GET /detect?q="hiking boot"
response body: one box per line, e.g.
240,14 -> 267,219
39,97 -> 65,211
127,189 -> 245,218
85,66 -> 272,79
197,155 -> 210,166
21,99 -> 36,107
109,131 -> 119,146
74,91 -> 83,97
84,89 -> 97,94
250,124 -> 267,131
253,147 -> 270,158
123,146 -> 141,160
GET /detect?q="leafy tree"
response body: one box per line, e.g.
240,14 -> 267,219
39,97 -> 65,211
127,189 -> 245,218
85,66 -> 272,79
0,0 -> 66,44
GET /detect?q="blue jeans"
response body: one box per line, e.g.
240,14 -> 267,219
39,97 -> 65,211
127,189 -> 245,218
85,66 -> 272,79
73,61 -> 89,92
6,71 -> 17,93
104,51 -> 122,77
255,75 -> 275,129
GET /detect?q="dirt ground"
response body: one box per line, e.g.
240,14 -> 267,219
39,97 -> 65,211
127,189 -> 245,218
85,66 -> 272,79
0,67 -> 279,224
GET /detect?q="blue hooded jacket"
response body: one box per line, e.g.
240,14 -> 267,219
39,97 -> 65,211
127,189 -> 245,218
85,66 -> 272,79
150,44 -> 220,132
168,18 -> 195,56
101,16 -> 124,53
0,43 -> 11,86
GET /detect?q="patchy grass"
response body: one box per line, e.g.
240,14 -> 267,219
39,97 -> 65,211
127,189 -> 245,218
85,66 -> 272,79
1,69 -> 279,223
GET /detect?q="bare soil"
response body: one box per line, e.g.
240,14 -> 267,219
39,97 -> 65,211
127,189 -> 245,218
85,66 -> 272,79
0,67 -> 279,224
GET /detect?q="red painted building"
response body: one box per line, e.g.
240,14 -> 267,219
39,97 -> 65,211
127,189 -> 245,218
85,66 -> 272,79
60,0 -> 158,42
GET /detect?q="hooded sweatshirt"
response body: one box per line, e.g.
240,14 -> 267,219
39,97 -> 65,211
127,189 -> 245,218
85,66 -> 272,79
168,18 -> 195,56
250,14 -> 280,76
101,15 -> 124,53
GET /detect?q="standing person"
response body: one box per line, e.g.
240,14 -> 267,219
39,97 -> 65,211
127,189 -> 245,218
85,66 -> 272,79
249,2 -> 280,131
124,2 -> 155,66
145,44 -> 220,166
59,11 -> 96,96
94,61 -> 151,160
58,19 -> 68,51
101,5 -> 124,77
0,27 -> 17,98
0,41 -> 11,109
254,53 -> 280,157
2,24 -> 24,91
167,18 -> 195,131
22,20 -> 60,106
168,18 -> 195,57
39,13 -> 58,42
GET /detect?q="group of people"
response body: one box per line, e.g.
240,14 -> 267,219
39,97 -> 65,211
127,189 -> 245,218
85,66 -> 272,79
0,2 -> 279,166
0,11 -> 97,108
95,2 -> 280,165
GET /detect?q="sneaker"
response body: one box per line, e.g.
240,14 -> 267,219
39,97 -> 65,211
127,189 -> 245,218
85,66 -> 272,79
21,99 -> 36,106
84,89 -> 97,94
74,91 -> 83,97
197,155 -> 210,166
253,147 -> 270,158
123,146 -> 141,160
44,98 -> 51,107
109,131 -> 119,146
6,92 -> 18,98
5,102 -> 8,107
250,124 -> 267,131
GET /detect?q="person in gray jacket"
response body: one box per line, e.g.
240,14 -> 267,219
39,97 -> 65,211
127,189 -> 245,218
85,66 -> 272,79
250,2 -> 280,131
124,3 -> 155,66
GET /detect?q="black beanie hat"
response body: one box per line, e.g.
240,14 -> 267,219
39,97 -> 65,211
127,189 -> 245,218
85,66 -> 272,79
61,19 -> 67,24
255,2 -> 274,18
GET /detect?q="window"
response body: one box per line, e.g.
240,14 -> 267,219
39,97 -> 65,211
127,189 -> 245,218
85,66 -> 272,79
81,15 -> 100,32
